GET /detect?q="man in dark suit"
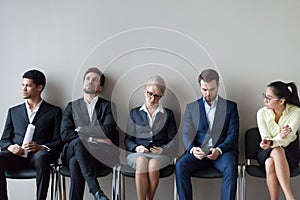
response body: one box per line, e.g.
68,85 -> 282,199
175,69 -> 239,200
0,69 -> 62,200
61,67 -> 119,200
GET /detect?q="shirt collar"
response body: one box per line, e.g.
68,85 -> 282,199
203,95 -> 218,107
139,103 -> 164,114
84,96 -> 99,105
25,99 -> 43,111
282,104 -> 291,116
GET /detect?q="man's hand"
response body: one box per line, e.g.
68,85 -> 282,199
23,141 -> 45,152
192,147 -> 206,160
206,148 -> 220,160
8,144 -> 25,156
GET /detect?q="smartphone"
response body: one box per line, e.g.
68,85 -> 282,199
147,142 -> 155,150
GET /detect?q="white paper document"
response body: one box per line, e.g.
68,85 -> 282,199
21,124 -> 35,157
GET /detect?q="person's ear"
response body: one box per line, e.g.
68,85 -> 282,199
37,85 -> 43,92
279,98 -> 286,105
98,86 -> 103,93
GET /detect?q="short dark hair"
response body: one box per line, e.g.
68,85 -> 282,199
23,69 -> 46,91
83,67 -> 105,87
198,69 -> 219,85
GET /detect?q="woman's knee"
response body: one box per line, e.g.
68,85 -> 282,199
270,147 -> 285,158
136,156 -> 149,172
148,159 -> 160,172
265,157 -> 275,174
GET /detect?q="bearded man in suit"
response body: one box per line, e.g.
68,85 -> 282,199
175,69 -> 239,200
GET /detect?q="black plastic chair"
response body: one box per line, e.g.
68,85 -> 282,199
115,163 -> 175,200
5,165 -> 58,200
241,127 -> 300,200
57,164 -> 117,200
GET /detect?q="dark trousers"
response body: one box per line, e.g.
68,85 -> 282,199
0,150 -> 57,200
65,137 -> 118,200
175,152 -> 238,200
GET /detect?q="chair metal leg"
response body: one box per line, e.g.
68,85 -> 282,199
241,164 -> 246,200
115,165 -> 121,200
111,166 -> 116,200
237,164 -> 241,200
54,168 -> 59,200
121,173 -> 125,200
173,173 -> 177,200
50,166 -> 56,200
56,168 -> 62,200
62,176 -> 66,200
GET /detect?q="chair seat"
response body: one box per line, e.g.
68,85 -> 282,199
119,164 -> 175,178
245,165 -> 265,178
58,165 -> 112,177
191,167 -> 223,179
246,165 -> 300,178
291,166 -> 300,177
5,168 -> 36,179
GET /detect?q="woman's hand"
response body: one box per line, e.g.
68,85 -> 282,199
280,125 -> 292,138
149,146 -> 163,154
135,145 -> 149,153
260,139 -> 271,150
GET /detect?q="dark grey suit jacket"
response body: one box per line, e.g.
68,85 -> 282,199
60,97 -> 118,146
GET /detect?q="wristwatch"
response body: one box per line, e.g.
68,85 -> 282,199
75,126 -> 82,133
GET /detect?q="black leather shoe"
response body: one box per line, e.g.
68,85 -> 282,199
94,190 -> 109,200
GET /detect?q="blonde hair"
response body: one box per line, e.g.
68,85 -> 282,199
144,75 -> 166,95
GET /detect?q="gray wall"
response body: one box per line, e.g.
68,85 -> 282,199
1,1 -> 300,199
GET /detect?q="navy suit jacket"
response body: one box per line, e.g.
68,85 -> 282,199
61,97 -> 118,146
182,96 -> 239,156
0,101 -> 63,157
124,106 -> 178,157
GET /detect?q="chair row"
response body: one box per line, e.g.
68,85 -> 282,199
5,127 -> 300,200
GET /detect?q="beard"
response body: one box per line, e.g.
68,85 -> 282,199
204,96 -> 212,103
83,88 -> 97,94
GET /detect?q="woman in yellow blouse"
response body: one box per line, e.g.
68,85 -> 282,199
257,81 -> 300,200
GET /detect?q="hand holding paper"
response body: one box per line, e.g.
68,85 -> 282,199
21,124 -> 35,157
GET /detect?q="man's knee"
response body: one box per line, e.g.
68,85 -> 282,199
175,157 -> 189,176
33,151 -> 54,169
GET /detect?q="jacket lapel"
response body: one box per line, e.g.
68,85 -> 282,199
198,98 -> 209,131
31,101 -> 47,125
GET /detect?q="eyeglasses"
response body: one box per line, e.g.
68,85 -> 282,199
146,91 -> 162,100
262,93 -> 280,103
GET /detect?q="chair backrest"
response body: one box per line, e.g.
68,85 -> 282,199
245,127 -> 261,160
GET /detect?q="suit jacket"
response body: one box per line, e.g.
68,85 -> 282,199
124,106 -> 178,157
61,97 -> 118,146
0,101 -> 63,157
182,96 -> 239,156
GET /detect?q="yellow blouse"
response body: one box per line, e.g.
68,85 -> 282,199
257,104 -> 300,147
